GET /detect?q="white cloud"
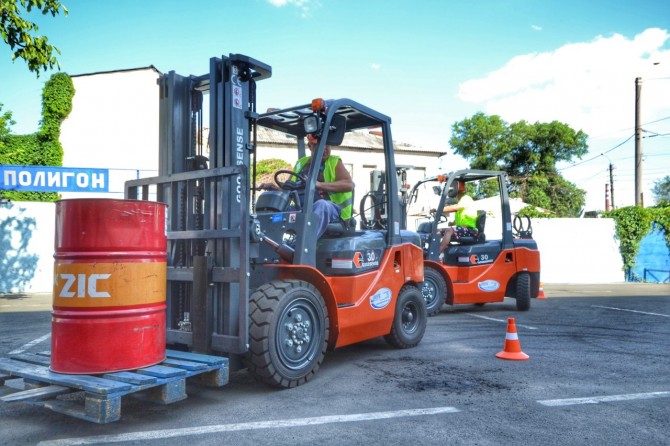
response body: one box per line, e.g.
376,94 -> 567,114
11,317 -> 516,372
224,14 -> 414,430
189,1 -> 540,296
457,28 -> 670,139
457,28 -> 670,209
267,0 -> 314,17
531,24 -> 542,31
370,63 -> 381,70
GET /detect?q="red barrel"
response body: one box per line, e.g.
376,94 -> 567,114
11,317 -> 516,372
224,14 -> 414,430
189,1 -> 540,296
51,199 -> 167,374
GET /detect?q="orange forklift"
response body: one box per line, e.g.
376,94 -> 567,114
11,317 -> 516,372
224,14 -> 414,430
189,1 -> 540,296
126,54 -> 427,388
404,170 -> 541,315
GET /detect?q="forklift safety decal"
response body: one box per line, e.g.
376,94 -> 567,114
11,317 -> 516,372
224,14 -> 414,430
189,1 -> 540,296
478,280 -> 500,292
370,288 -> 392,310
231,65 -> 243,110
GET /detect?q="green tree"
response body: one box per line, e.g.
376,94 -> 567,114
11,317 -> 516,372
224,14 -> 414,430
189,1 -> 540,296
0,102 -> 15,144
450,112 -> 588,217
1,72 -> 74,202
652,175 -> 670,205
1,0 -> 68,76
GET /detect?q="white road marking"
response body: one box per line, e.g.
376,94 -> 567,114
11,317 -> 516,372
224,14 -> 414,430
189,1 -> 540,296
8,333 -> 51,355
37,407 -> 460,445
592,305 -> 670,318
538,391 -> 670,407
464,313 -> 538,330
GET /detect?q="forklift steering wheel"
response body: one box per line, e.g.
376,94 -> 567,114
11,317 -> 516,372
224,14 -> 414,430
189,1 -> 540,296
274,169 -> 307,191
431,211 -> 448,224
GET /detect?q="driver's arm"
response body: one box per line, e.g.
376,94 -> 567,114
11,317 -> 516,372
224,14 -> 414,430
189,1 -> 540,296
316,159 -> 354,193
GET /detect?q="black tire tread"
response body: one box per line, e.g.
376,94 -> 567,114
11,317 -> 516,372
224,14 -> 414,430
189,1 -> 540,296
244,279 -> 329,388
384,285 -> 427,349
516,272 -> 531,311
422,267 -> 446,316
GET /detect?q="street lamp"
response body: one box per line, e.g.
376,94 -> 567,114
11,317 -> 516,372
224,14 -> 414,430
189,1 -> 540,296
600,153 -> 615,209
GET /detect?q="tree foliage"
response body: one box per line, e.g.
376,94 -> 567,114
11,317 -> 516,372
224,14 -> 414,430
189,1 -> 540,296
0,102 -> 15,147
604,203 -> 670,280
1,72 -> 74,202
1,0 -> 68,76
450,112 -> 588,217
652,175 -> 670,205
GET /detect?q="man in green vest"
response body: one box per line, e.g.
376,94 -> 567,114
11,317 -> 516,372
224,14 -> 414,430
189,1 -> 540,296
294,134 -> 354,238
438,180 -> 478,253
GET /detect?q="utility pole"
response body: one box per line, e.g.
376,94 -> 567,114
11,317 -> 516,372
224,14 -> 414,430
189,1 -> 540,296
608,162 -> 615,209
605,184 -> 610,212
600,152 -> 615,209
634,77 -> 643,206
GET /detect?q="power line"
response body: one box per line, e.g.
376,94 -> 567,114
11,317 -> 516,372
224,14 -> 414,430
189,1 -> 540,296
558,134 -> 634,171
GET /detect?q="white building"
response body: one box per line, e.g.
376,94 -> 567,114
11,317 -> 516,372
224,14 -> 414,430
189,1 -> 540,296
59,67 -> 447,201
59,67 -> 161,199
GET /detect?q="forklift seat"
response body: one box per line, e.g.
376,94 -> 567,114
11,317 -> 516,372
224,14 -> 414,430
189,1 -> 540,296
255,191 -> 291,212
324,217 -> 357,236
417,221 -> 433,234
456,210 -> 486,245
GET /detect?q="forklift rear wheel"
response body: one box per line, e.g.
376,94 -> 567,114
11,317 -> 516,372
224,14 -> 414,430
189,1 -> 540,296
421,267 -> 446,316
246,280 -> 329,388
515,272 -> 531,311
384,285 -> 427,349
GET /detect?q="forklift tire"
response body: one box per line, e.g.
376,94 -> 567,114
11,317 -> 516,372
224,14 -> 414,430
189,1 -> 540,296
421,267 -> 446,316
245,279 -> 329,388
384,285 -> 427,349
515,272 -> 531,312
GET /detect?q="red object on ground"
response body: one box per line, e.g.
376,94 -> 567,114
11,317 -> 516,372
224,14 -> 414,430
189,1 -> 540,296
51,199 -> 167,374
495,317 -> 529,361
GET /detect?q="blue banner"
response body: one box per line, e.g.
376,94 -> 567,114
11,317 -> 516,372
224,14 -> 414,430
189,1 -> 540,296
0,165 -> 109,193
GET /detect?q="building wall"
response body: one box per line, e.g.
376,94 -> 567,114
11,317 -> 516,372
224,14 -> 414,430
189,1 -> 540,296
0,202 -> 628,293
59,68 -> 161,199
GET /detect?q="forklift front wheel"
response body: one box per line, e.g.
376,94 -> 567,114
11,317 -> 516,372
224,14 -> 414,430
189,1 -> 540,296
384,285 -> 427,349
246,280 -> 329,388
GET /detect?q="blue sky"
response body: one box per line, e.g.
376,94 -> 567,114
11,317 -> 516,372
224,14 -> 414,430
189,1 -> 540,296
1,0 -> 669,210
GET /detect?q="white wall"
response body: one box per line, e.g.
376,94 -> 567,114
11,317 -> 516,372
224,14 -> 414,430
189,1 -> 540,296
59,68 -> 161,199
0,201 -> 627,293
531,218 -> 625,283
0,201 -> 55,293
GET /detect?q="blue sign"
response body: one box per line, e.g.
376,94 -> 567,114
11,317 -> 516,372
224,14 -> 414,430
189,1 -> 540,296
0,165 -> 109,193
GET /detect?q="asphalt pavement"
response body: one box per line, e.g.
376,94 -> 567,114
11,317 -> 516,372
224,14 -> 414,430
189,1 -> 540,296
1,283 -> 669,445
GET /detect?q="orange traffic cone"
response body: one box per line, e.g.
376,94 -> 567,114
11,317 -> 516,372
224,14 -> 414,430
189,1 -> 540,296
537,282 -> 547,299
496,318 -> 529,360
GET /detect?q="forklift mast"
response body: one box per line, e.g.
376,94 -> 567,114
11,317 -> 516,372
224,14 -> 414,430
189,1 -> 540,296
126,54 -> 271,357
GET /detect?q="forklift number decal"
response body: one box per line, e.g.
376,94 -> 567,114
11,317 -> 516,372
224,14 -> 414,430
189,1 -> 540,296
353,250 -> 380,268
370,288 -> 392,310
461,254 -> 493,265
478,280 -> 500,292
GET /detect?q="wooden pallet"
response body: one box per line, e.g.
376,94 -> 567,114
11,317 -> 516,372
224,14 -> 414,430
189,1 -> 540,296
0,350 -> 228,424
